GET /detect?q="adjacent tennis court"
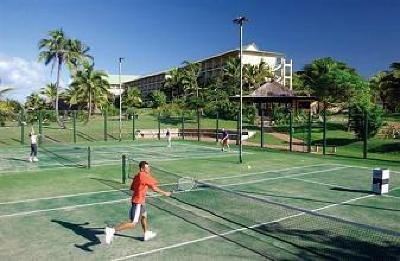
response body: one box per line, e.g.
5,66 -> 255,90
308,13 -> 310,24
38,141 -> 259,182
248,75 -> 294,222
0,141 -> 399,260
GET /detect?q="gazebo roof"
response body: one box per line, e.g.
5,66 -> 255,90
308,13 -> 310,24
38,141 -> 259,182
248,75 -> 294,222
229,81 -> 317,103
250,81 -> 293,97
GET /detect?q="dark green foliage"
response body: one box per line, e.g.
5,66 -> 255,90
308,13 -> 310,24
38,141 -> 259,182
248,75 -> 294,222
349,104 -> 383,139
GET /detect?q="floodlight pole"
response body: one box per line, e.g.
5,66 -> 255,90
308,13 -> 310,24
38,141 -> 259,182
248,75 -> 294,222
119,57 -> 124,141
234,16 -> 247,164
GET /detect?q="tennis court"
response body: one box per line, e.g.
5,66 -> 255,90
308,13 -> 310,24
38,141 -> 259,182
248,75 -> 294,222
0,141 -> 399,260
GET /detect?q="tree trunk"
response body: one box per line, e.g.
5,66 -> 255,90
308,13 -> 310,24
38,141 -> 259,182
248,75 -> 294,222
88,88 -> 92,121
55,58 -> 62,127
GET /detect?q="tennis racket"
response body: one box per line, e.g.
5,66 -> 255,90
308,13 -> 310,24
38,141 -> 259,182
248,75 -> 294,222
174,177 -> 197,193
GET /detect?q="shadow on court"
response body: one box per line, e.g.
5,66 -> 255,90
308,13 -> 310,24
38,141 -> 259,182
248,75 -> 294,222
51,219 -> 138,252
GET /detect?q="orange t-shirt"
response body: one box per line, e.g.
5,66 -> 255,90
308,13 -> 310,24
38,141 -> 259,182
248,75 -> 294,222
131,171 -> 157,204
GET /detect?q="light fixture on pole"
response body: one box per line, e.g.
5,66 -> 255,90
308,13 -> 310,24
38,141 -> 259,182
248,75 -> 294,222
119,57 -> 124,142
233,16 -> 247,164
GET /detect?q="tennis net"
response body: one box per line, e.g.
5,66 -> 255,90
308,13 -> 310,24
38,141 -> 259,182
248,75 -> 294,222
124,157 -> 400,260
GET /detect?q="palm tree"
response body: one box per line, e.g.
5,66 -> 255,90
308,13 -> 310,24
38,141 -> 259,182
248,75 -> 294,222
25,93 -> 46,111
123,87 -> 142,108
69,62 -> 109,120
181,61 -> 201,97
40,83 -> 58,107
0,87 -> 13,100
38,29 -> 92,120
370,71 -> 389,106
164,68 -> 182,99
223,57 -> 241,96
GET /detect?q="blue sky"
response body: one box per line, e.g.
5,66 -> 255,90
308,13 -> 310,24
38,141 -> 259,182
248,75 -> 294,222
0,0 -> 399,101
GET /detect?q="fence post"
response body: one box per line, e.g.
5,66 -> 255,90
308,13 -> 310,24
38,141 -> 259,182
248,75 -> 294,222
307,109 -> 312,153
73,110 -> 77,144
323,102 -> 327,155
132,110 -> 135,141
122,154 -> 126,184
289,110 -> 293,152
215,112 -> 219,142
38,110 -> 43,144
363,109 -> 368,159
197,109 -> 200,141
87,146 -> 91,169
181,112 -> 185,140
104,110 -> 108,141
158,112 -> 161,140
20,110 -> 25,145
261,114 -> 264,148
236,112 -> 240,146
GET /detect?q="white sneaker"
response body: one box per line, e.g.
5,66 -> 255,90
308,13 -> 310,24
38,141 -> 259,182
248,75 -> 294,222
105,227 -> 115,244
144,231 -> 157,241
29,157 -> 33,162
33,157 -> 39,162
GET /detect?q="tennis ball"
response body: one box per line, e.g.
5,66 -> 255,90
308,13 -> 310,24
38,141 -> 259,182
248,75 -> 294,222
247,165 -> 252,169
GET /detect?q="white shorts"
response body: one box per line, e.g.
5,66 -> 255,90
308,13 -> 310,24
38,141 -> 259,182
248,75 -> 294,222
129,203 -> 147,223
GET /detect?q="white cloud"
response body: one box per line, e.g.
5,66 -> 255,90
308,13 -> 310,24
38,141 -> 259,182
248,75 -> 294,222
0,54 -> 50,102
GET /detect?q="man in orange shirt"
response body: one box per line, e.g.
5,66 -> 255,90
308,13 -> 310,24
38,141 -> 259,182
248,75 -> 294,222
105,161 -> 171,244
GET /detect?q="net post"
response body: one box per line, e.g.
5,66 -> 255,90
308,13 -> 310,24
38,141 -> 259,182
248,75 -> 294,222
20,110 -> 25,145
87,146 -> 91,169
158,111 -> 161,140
181,112 -> 185,140
289,109 -> 293,152
307,109 -> 312,152
323,102 -> 327,155
73,110 -> 77,144
261,113 -> 264,148
197,108 -> 200,141
121,154 -> 127,184
236,112 -> 240,146
38,110 -> 43,144
215,111 -> 219,142
363,108 -> 368,159
132,110 -> 135,141
103,110 -> 108,141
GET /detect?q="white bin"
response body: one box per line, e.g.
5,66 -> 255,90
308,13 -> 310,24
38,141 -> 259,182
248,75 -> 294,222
372,168 -> 389,194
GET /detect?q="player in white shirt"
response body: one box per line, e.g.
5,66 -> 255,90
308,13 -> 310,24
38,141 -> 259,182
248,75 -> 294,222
29,130 -> 40,162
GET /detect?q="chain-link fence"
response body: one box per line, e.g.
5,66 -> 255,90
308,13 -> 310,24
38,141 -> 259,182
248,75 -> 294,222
0,108 -> 398,163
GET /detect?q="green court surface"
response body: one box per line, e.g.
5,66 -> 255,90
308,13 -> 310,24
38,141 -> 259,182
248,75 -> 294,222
0,141 -> 399,260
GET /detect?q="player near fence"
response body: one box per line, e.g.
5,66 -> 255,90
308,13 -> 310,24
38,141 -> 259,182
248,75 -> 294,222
221,128 -> 230,152
29,128 -> 41,162
104,160 -> 171,244
166,128 -> 172,147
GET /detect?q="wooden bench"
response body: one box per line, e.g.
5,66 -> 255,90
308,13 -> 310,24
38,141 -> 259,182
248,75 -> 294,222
314,144 -> 337,154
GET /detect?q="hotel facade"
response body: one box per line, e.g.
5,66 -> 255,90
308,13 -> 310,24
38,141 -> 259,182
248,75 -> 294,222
108,43 -> 292,99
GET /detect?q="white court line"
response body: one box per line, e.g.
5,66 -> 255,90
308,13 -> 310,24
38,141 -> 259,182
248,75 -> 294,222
0,165 -> 346,218
111,194 -> 376,261
204,164 -> 334,181
333,164 -> 400,174
0,164 -> 332,205
0,189 -> 129,205
0,198 -> 130,218
221,167 -> 349,187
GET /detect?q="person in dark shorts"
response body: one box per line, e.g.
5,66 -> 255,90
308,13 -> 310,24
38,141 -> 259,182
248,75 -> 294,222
221,128 -> 230,152
29,129 -> 40,162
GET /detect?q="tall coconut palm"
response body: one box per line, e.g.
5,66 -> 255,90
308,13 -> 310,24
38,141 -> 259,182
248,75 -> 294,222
38,29 -> 92,120
69,62 -> 109,120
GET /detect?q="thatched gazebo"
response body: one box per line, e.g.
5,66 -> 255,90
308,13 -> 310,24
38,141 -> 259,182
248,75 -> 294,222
230,81 -> 317,123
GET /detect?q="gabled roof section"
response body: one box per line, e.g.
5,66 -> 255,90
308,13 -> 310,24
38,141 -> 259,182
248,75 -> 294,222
105,75 -> 140,85
250,81 -> 293,97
